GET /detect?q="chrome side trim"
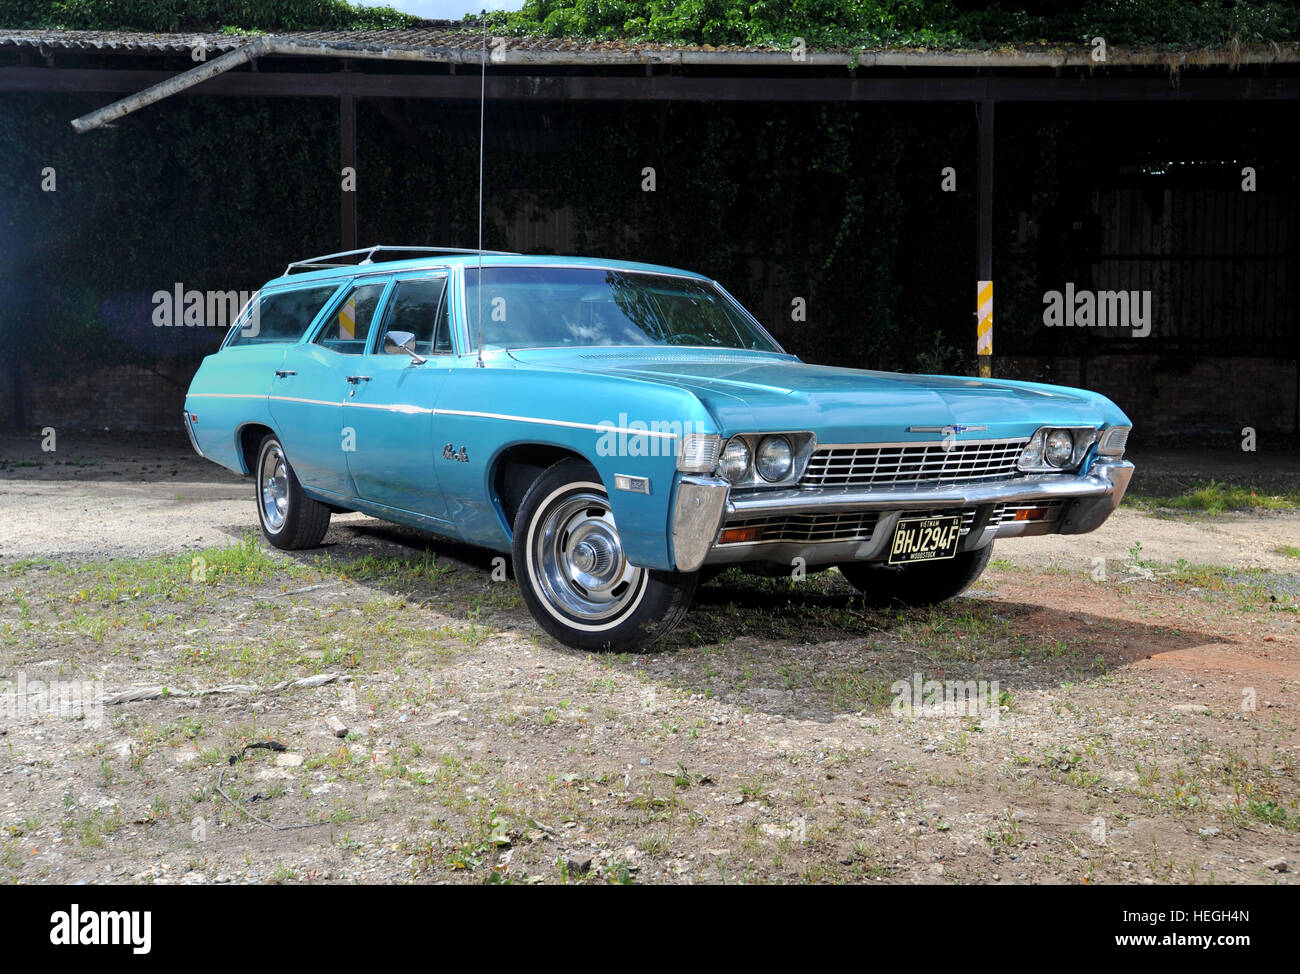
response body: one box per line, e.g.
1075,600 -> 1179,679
272,395 -> 343,407
188,394 -> 682,438
344,401 -> 435,414
436,408 -> 680,439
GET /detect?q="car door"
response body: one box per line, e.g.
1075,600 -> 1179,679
344,272 -> 453,519
269,278 -> 389,499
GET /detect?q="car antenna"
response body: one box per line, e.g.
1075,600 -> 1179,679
475,11 -> 487,369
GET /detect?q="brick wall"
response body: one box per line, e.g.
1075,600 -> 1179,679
1,364 -> 193,433
999,355 -> 1299,437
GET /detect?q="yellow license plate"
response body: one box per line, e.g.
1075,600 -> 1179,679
887,515 -> 962,565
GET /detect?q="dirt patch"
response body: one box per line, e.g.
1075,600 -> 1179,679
0,437 -> 1296,884
1,532 -> 1296,885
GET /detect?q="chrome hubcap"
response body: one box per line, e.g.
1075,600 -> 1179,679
260,444 -> 289,531
534,489 -> 644,622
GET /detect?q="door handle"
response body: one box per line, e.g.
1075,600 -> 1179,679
346,375 -> 371,384
274,369 -> 296,377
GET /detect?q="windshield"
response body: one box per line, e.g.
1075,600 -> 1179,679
463,266 -> 781,352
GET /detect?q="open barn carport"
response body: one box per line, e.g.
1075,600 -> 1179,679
1,28 -> 1297,436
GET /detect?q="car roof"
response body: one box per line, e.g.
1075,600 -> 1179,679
263,253 -> 712,291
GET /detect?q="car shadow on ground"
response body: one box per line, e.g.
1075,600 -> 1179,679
269,516 -> 1232,723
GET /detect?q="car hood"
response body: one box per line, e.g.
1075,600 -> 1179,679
506,348 -> 1127,442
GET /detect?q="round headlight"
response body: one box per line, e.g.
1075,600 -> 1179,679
1045,429 -> 1075,467
755,435 -> 793,482
718,438 -> 752,483
1018,433 -> 1044,469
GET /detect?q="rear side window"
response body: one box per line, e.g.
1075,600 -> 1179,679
226,284 -> 340,346
315,282 -> 387,355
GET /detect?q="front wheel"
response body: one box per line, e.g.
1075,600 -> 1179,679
254,434 -> 331,550
838,542 -> 994,608
512,459 -> 697,651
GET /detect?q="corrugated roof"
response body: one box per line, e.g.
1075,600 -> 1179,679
0,27 -> 762,55
2,28 -> 1298,68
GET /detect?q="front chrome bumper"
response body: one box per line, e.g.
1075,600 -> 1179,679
670,458 -> 1134,570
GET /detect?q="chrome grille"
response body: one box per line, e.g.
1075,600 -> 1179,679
720,511 -> 880,545
802,439 -> 1028,488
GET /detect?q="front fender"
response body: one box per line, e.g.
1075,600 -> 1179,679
432,364 -> 717,570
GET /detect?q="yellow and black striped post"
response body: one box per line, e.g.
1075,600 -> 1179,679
976,280 -> 992,378
338,296 -> 357,339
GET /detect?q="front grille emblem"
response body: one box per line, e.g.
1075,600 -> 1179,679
906,424 -> 989,435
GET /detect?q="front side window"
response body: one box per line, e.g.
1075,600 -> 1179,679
226,284 -> 340,346
462,267 -> 781,352
377,277 -> 451,356
315,282 -> 387,355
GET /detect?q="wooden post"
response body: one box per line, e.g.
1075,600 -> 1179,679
977,99 -> 994,378
340,92 -> 357,251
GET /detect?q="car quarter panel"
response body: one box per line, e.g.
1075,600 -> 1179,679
184,345 -> 288,474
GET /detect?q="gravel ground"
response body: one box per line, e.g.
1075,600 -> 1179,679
0,435 -> 1296,885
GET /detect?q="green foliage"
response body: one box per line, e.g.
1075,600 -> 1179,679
488,1 -> 1299,47
2,0 -> 1293,45
0,0 -> 418,32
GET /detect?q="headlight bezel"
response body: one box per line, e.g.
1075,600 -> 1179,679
1017,426 -> 1099,473
712,431 -> 817,488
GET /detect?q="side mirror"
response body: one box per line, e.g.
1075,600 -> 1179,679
383,330 -> 426,365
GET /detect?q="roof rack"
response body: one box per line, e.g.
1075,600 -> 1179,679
283,244 -> 520,276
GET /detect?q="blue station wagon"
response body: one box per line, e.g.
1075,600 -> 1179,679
183,246 -> 1134,651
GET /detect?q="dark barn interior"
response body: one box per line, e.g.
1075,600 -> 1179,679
1,28 -> 1297,443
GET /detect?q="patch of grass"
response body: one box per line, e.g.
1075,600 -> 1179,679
0,558 -> 65,578
1125,480 -> 1300,515
311,550 -> 453,588
61,536 -> 277,605
1274,545 -> 1300,560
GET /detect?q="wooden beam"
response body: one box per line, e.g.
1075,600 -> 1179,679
2,67 -> 1298,102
